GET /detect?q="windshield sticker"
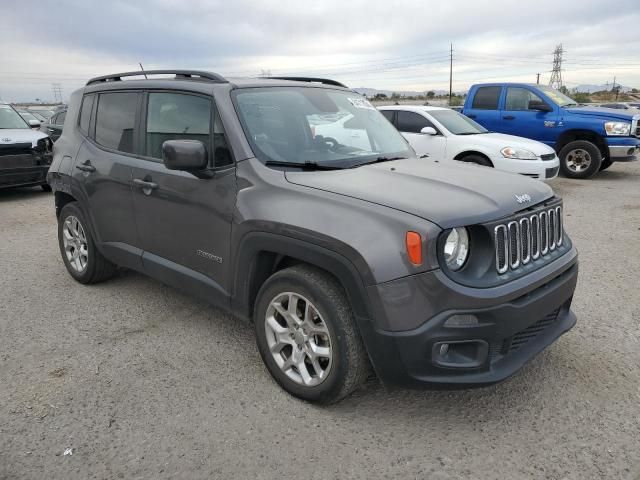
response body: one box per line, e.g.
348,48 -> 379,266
347,98 -> 375,110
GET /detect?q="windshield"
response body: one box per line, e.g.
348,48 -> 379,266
234,87 -> 412,168
18,111 -> 39,122
429,109 -> 488,135
0,104 -> 29,129
536,86 -> 577,107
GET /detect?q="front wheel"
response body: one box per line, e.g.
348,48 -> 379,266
559,140 -> 602,179
254,265 -> 370,404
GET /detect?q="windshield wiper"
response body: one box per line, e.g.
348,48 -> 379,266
353,156 -> 408,167
265,160 -> 344,171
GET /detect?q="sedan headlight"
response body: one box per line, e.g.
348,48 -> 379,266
500,147 -> 538,160
443,227 -> 469,271
604,121 -> 631,136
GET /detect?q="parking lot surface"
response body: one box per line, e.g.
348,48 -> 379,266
1,163 -> 639,480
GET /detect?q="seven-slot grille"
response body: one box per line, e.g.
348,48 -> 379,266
494,205 -> 563,274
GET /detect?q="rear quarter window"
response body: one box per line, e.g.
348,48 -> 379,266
79,94 -> 95,135
95,92 -> 138,154
471,86 -> 501,110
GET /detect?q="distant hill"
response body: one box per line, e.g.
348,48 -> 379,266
573,84 -> 632,93
353,87 -> 450,97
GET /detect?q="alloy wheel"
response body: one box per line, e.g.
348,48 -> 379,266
62,215 -> 89,273
565,148 -> 592,173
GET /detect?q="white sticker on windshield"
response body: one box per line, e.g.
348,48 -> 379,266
347,98 -> 375,110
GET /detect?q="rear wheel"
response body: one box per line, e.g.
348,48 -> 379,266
254,265 -> 370,404
559,140 -> 602,179
57,202 -> 116,284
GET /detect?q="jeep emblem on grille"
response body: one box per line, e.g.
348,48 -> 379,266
515,194 -> 532,204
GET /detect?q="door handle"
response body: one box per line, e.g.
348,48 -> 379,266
133,178 -> 158,195
466,114 -> 476,118
76,161 -> 95,173
503,115 -> 515,120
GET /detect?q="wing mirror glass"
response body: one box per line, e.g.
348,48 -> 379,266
420,126 -> 437,135
528,100 -> 553,112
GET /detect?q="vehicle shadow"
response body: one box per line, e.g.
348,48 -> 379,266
0,186 -> 50,203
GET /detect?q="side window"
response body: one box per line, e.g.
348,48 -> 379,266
145,92 -> 211,161
380,110 -> 395,124
471,86 -> 501,110
56,111 -> 66,125
505,88 -> 544,111
95,92 -> 138,154
79,94 -> 95,136
397,111 -> 431,134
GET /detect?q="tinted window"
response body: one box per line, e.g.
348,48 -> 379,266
145,92 -> 211,160
380,110 -> 395,123
505,88 -> 544,111
56,111 -> 66,125
95,92 -> 137,153
471,86 -> 501,110
79,94 -> 95,135
397,111 -> 430,133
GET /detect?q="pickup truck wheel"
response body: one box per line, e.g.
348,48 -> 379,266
57,202 -> 116,284
254,265 -> 370,404
459,154 -> 493,167
599,159 -> 613,171
559,140 -> 602,178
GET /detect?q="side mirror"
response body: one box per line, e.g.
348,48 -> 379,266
28,119 -> 41,128
528,100 -> 553,112
162,140 -> 208,172
420,126 -> 437,135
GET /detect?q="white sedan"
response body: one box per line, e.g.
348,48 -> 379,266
379,105 -> 560,180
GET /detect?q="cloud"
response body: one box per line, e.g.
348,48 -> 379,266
1,0 -> 639,101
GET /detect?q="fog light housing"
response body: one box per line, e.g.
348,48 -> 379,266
444,314 -> 479,327
432,340 -> 488,368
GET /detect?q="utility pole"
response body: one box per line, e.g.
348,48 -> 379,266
536,73 -> 541,84
449,43 -> 453,106
549,44 -> 564,90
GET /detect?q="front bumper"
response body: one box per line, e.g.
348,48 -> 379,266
607,137 -> 640,162
360,249 -> 578,389
0,165 -> 50,189
492,155 -> 560,180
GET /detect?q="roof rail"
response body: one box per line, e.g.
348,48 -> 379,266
267,76 -> 348,88
86,70 -> 227,86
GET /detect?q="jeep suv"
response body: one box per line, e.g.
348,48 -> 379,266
47,71 -> 578,403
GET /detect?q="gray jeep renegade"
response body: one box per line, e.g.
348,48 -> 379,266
47,70 -> 578,404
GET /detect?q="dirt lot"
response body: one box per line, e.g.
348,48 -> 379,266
1,163 -> 639,480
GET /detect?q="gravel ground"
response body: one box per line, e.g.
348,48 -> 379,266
1,163 -> 639,480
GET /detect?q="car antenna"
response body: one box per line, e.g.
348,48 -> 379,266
139,63 -> 148,79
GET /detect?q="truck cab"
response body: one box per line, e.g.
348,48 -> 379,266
463,83 -> 640,178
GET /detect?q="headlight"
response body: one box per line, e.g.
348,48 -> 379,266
500,147 -> 538,160
443,227 -> 469,271
604,121 -> 631,136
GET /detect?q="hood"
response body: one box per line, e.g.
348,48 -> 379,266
564,106 -> 639,122
0,128 -> 48,147
475,132 -> 555,155
285,158 -> 553,229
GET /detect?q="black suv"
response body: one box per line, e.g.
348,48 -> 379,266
47,71 -> 578,403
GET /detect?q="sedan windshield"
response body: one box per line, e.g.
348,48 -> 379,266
234,87 -> 412,168
429,109 -> 488,135
0,104 -> 29,129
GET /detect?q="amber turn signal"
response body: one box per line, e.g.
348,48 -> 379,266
405,231 -> 423,265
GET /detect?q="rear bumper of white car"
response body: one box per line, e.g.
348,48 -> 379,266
492,156 -> 560,181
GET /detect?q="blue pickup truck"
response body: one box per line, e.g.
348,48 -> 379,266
462,83 -> 640,178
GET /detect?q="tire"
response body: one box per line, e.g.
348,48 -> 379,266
41,183 -> 52,192
599,158 -> 613,171
57,202 -> 116,284
459,154 -> 493,167
558,140 -> 602,179
254,265 -> 370,404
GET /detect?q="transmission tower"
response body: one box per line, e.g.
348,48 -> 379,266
51,83 -> 63,103
549,44 -> 564,90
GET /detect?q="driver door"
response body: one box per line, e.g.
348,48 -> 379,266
500,87 -> 558,144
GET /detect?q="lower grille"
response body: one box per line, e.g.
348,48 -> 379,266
0,143 -> 33,156
0,154 -> 36,169
546,166 -> 559,178
503,308 -> 560,353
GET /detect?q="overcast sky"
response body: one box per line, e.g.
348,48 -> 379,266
1,0 -> 639,102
